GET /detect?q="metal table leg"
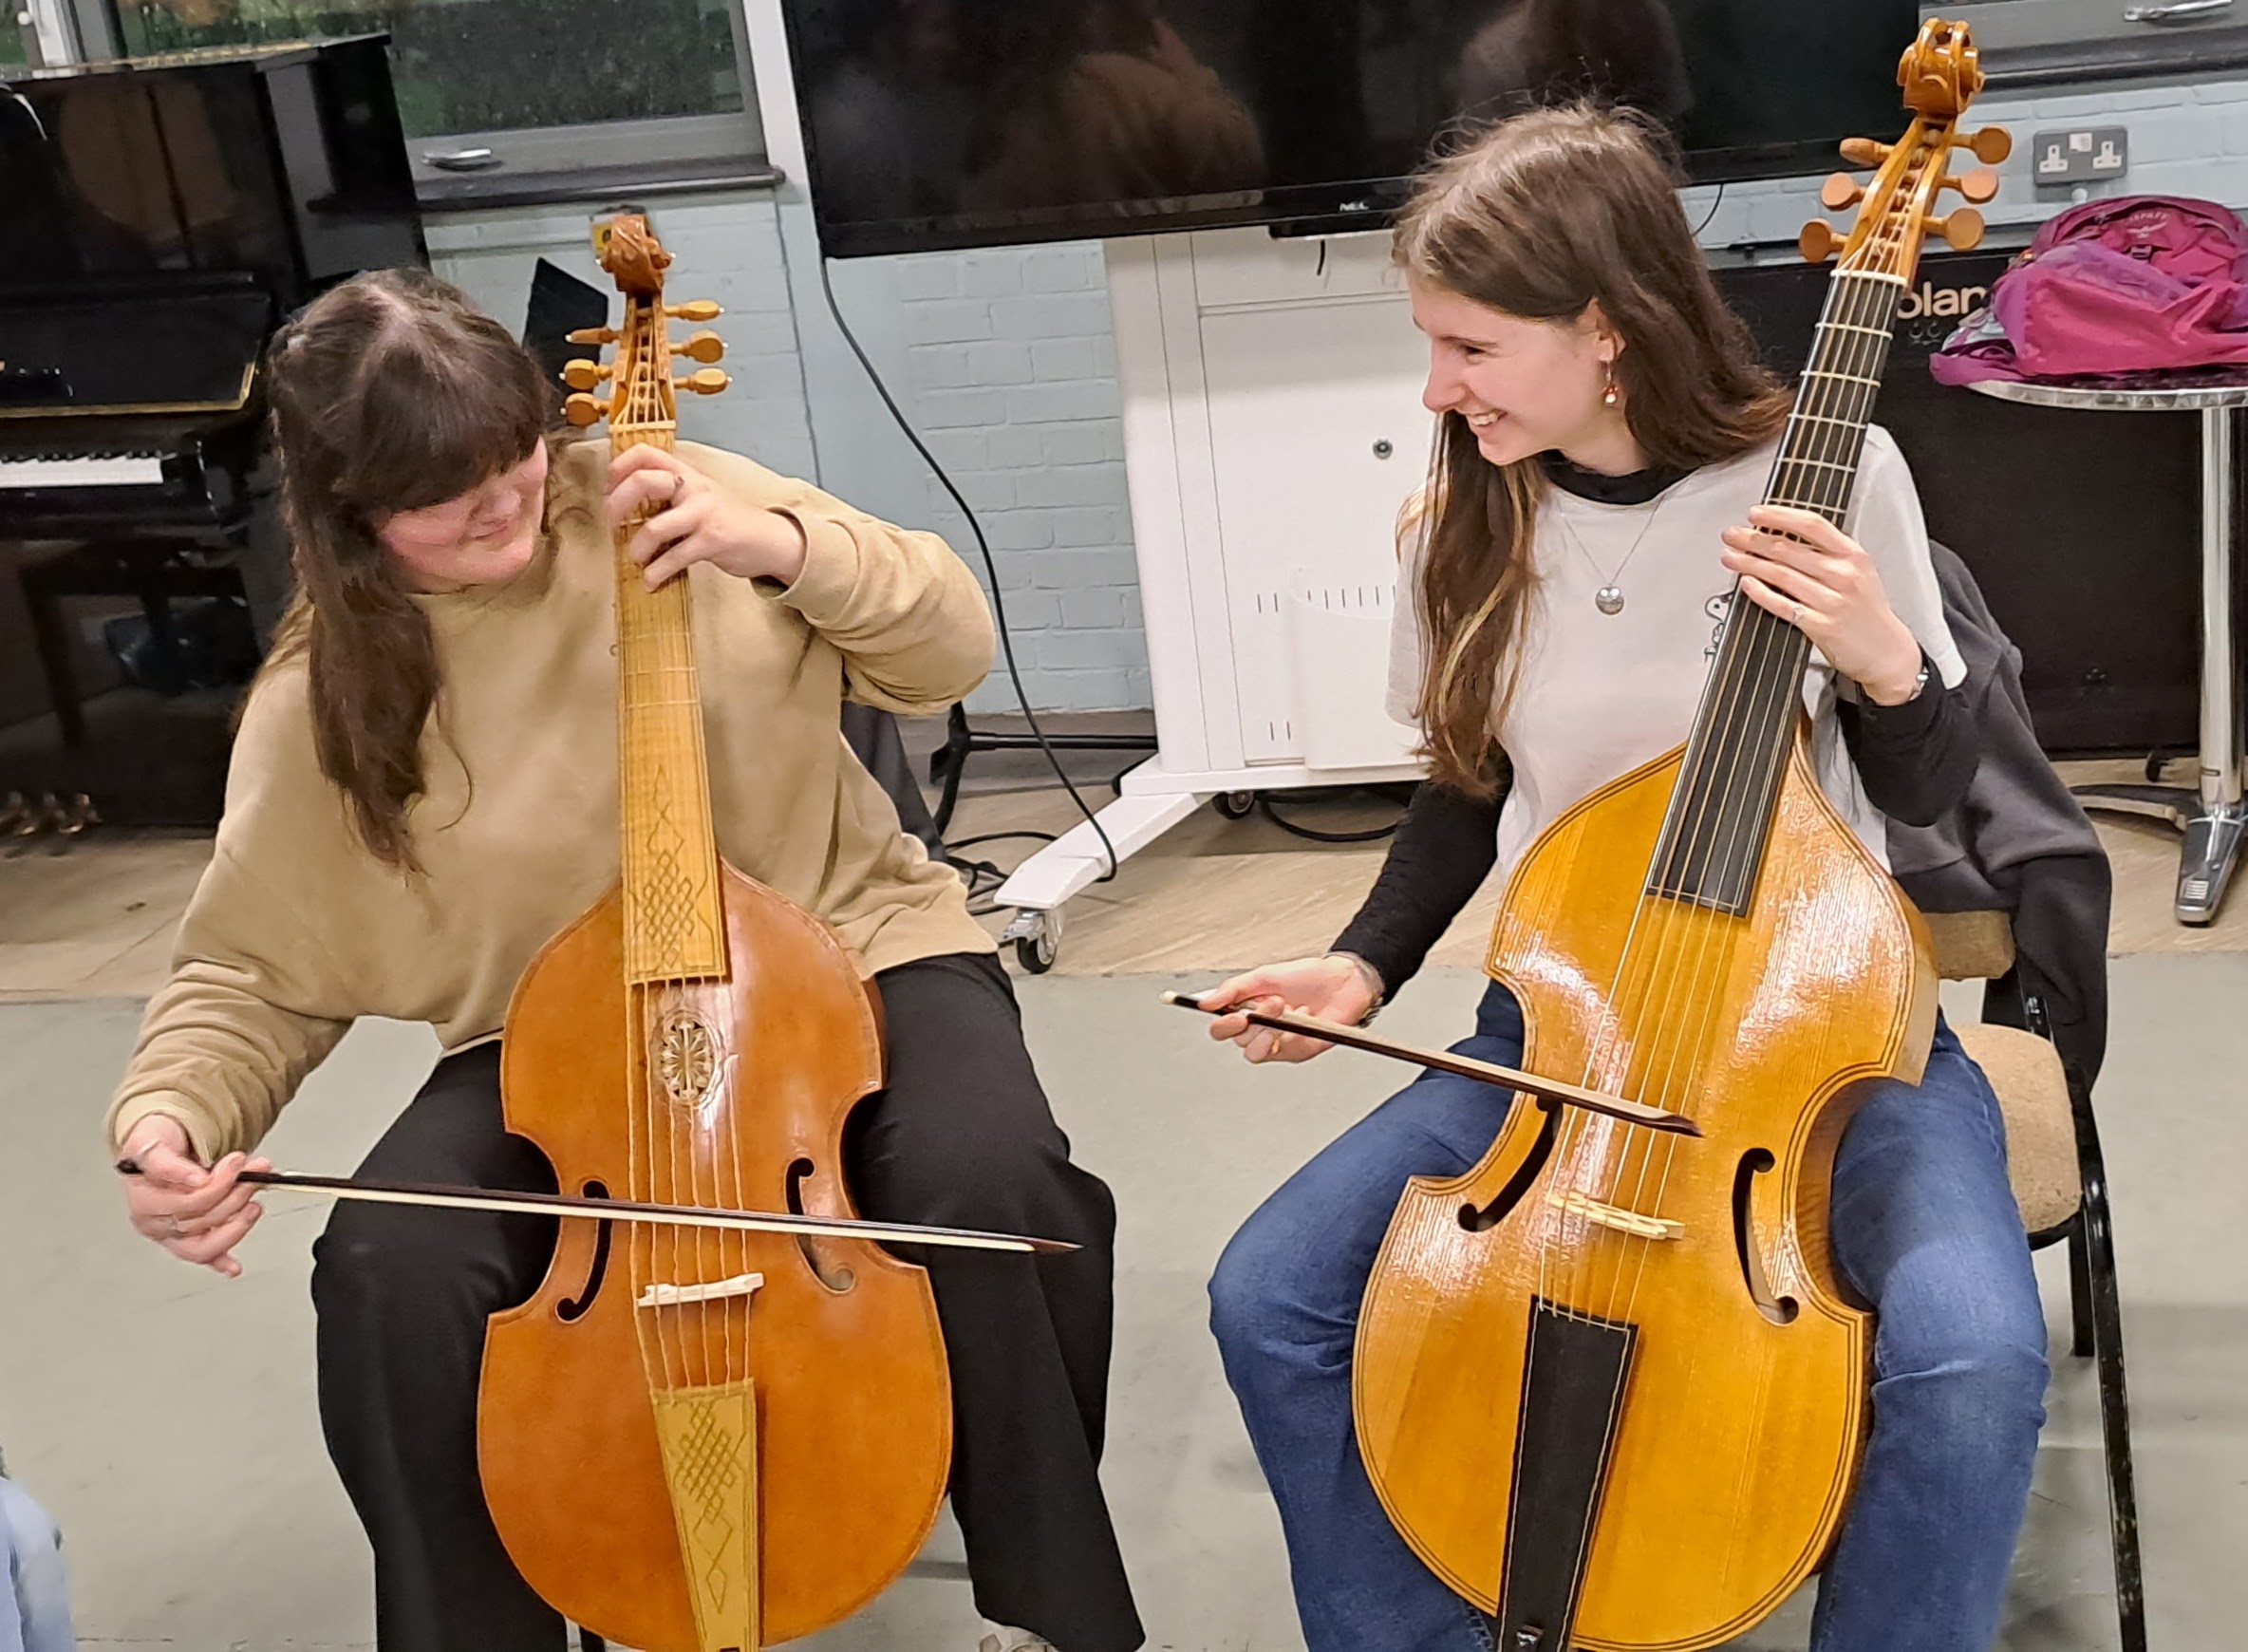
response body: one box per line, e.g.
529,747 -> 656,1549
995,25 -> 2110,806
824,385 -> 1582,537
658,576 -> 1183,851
2074,405 -> 2248,923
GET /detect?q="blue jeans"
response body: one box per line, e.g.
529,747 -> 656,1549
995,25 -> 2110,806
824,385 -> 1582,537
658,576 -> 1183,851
0,1476 -> 73,1652
1208,982 -> 2049,1652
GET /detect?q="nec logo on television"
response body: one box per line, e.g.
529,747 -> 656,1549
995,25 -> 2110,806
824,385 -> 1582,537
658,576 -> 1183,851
1897,280 -> 1988,321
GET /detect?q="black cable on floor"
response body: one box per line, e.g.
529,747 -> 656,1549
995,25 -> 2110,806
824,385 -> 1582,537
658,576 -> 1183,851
1256,787 -> 1407,844
815,255 -> 1121,884
948,830 -> 1059,853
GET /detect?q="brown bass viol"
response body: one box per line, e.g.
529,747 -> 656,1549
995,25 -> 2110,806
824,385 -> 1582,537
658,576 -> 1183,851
477,214 -> 954,1652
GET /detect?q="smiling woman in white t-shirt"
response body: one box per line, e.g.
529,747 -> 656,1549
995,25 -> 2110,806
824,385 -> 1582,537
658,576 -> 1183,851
1196,104 -> 2043,1652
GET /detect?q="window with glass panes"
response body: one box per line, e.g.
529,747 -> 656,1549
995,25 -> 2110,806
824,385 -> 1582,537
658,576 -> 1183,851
99,0 -> 761,176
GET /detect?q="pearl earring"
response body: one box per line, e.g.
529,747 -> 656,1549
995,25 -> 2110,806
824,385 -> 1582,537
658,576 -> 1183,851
1602,366 -> 1620,408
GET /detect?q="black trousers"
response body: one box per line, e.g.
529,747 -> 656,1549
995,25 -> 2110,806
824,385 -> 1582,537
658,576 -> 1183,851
311,950 -> 1142,1652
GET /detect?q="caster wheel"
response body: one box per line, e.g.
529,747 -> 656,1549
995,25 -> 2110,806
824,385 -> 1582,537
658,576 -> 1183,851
1002,906 -> 1062,973
1214,790 -> 1257,819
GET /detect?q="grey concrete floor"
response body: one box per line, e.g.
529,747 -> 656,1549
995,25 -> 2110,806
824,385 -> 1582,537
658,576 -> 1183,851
1,957 -> 2239,1650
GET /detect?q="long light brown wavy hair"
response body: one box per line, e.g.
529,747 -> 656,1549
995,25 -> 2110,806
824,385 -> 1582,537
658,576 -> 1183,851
1395,104 -> 1792,795
256,268 -> 557,869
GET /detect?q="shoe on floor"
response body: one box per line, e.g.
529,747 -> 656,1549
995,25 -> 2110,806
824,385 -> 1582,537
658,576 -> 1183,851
978,1623 -> 1057,1652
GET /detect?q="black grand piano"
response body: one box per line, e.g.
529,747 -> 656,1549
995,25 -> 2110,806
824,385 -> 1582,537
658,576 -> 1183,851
0,35 -> 423,824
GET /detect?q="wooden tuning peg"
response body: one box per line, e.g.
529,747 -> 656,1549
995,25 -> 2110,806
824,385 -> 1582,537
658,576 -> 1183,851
1943,166 -> 2001,205
675,366 -> 729,395
565,392 -> 605,427
665,300 -> 721,322
566,326 -> 618,346
1932,208 -> 1985,253
562,358 -> 612,390
1799,219 -> 1841,265
1820,172 -> 1864,212
1956,125 -> 2013,165
1840,138 -> 1891,167
678,329 -> 726,365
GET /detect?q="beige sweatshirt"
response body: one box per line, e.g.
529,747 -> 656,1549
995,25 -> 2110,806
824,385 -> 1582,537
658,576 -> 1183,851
107,440 -> 997,1161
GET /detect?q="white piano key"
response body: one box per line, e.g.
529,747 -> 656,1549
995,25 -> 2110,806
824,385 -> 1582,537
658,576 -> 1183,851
0,453 -> 167,489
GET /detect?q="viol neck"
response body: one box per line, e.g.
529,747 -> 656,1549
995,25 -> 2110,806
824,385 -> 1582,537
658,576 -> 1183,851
1647,268 -> 1904,914
611,291 -> 727,984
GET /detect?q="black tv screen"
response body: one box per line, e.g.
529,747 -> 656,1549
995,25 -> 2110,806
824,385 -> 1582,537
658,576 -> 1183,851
782,0 -> 1921,257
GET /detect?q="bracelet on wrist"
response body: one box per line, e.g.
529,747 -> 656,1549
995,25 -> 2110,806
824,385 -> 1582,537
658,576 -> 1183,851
1862,654 -> 1932,708
1329,951 -> 1388,1024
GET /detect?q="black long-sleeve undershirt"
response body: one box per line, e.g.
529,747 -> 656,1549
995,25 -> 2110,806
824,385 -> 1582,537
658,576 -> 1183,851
1330,777 -> 1502,998
1838,650 -> 1978,828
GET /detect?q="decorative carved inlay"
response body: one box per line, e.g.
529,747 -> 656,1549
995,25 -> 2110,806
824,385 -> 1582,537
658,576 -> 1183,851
650,1382 -> 760,1650
657,1012 -> 721,1108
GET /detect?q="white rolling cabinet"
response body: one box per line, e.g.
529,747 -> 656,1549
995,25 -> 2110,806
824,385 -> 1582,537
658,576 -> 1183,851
997,227 -> 1433,969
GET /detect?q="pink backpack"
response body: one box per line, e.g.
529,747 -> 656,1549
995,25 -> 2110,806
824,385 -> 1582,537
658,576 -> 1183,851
1930,195 -> 2248,385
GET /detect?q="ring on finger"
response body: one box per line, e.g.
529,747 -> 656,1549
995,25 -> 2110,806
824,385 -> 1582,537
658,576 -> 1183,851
163,1213 -> 182,1239
1790,602 -> 1806,627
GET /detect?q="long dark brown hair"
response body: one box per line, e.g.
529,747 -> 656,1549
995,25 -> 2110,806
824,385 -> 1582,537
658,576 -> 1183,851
257,267 -> 556,869
1394,104 -> 1792,794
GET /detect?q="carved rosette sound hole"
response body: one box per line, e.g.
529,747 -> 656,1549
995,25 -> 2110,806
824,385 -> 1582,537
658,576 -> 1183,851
657,1012 -> 721,1108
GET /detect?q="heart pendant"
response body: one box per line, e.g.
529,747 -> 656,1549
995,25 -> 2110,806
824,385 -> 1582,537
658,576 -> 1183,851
1595,586 -> 1625,616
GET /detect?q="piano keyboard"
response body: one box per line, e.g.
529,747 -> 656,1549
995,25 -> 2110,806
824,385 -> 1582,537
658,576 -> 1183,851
0,451 -> 168,489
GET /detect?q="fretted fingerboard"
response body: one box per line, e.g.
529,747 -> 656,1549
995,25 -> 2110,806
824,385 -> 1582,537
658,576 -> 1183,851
610,302 -> 727,984
1646,266 -> 1907,914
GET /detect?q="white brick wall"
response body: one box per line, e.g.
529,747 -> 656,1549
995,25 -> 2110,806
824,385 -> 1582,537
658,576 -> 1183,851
883,244 -> 1147,714
421,71 -> 2248,716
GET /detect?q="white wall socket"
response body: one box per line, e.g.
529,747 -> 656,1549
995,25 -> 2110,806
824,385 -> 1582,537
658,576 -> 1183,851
2032,126 -> 2129,184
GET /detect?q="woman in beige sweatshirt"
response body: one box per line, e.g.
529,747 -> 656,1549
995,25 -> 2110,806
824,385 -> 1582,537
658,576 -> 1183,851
105,270 -> 1140,1652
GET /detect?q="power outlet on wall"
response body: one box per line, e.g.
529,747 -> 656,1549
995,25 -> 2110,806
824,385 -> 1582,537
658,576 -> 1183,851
2032,126 -> 2128,185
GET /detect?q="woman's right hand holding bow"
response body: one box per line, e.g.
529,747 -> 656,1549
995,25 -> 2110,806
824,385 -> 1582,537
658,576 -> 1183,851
1199,953 -> 1383,1064
117,1115 -> 269,1276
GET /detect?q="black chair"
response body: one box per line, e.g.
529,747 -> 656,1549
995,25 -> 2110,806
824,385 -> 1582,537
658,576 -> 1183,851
1920,909 -> 2143,1652
843,699 -> 944,857
1883,538 -> 2141,1651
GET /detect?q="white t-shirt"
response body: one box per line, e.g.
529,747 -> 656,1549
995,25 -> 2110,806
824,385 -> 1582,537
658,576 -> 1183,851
1385,426 -> 1965,887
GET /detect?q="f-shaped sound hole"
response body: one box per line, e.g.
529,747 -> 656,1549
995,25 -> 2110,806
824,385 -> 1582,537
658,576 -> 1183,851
1461,1104 -> 1559,1232
556,1180 -> 613,1323
787,1156 -> 856,1292
1733,1150 -> 1799,1325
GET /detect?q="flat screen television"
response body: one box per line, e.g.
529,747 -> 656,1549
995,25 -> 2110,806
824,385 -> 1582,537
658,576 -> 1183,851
780,0 -> 1921,258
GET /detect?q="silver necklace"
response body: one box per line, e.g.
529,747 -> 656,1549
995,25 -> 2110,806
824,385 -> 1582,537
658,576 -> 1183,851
1555,497 -> 1668,616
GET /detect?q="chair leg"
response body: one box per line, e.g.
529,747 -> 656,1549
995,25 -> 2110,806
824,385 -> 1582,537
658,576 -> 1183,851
2070,1079 -> 2147,1652
929,701 -> 974,837
2068,1218 -> 2096,1360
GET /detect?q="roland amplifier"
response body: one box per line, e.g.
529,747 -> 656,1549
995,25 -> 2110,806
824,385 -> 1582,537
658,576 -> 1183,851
1713,245 -> 2204,757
